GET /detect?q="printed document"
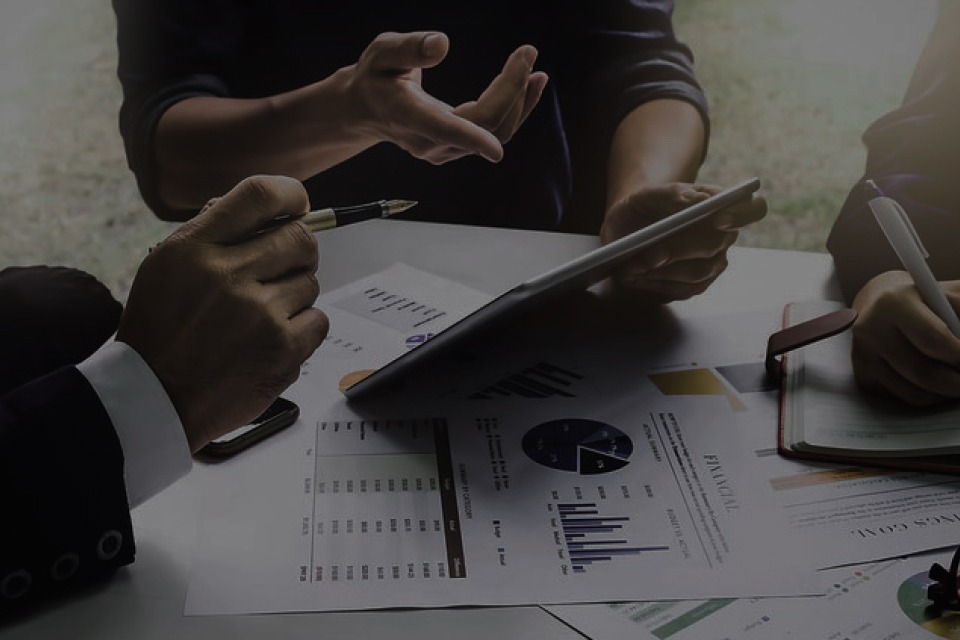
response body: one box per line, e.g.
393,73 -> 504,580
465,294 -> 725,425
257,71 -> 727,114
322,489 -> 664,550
184,266 -> 817,615
546,549 -> 960,640
548,306 -> 960,568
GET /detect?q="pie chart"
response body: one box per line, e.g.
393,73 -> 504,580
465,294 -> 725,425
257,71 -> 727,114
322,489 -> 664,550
898,570 -> 960,638
521,419 -> 633,475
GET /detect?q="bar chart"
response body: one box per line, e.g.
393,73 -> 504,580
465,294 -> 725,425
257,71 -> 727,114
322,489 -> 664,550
468,362 -> 585,399
331,286 -> 448,331
558,502 -> 669,574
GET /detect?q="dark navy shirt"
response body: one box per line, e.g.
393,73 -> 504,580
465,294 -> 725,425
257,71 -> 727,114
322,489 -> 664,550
827,17 -> 960,301
114,0 -> 708,233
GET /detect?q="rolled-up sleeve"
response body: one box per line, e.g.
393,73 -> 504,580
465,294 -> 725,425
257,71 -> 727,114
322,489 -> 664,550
113,0 -> 241,219
583,1 -> 709,154
549,0 -> 709,231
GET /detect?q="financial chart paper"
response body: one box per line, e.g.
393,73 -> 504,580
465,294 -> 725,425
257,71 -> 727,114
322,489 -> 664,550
183,265 -> 819,615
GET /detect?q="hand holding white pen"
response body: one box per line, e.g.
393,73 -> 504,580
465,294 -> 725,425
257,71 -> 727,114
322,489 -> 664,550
867,180 -> 960,338
845,181 -> 960,406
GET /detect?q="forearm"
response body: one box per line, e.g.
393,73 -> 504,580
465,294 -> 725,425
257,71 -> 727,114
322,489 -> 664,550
605,99 -> 705,210
155,67 -> 377,215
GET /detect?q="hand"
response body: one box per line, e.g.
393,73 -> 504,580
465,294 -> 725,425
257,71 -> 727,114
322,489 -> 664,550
345,31 -> 548,164
850,270 -> 960,406
600,182 -> 767,303
117,176 -> 329,452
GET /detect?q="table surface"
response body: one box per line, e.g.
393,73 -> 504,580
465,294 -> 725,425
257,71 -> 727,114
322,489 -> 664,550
4,220 -> 841,639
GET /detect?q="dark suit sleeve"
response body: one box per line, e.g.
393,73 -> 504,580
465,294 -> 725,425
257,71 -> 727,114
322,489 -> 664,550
0,366 -> 134,611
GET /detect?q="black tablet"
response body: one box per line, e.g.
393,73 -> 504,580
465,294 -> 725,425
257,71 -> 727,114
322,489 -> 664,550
344,177 -> 761,401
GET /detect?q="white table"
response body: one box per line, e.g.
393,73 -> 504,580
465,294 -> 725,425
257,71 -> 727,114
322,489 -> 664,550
3,220 -> 840,639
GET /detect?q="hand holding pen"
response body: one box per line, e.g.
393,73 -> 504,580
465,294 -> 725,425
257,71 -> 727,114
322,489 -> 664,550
847,181 -> 960,406
867,180 -> 960,337
151,197 -> 416,252
122,176 -> 331,451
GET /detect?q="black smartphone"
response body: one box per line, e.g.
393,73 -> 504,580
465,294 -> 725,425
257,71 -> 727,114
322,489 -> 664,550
195,397 -> 300,461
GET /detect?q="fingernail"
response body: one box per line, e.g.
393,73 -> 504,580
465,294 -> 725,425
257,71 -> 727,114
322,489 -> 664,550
525,47 -> 538,69
422,34 -> 443,57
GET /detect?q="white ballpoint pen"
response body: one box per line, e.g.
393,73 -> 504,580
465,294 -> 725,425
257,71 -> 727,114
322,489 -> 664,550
867,179 -> 960,338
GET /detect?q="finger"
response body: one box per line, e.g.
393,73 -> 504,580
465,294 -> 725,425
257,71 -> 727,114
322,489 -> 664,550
895,356 -> 960,399
626,254 -> 729,287
628,228 -> 737,273
515,72 -> 548,130
490,70 -> 548,144
601,185 -> 711,247
713,194 -> 768,231
396,91 -> 503,161
490,91 -> 525,144
898,303 -> 960,366
234,221 -> 319,282
858,320 -> 960,399
198,197 -> 220,216
460,46 -> 538,135
398,128 -> 474,164
364,31 -> 450,72
187,176 -> 310,245
262,271 -> 321,320
946,282 -> 960,304
615,271 -> 714,302
415,141 -> 472,165
856,354 -> 947,407
288,307 -> 330,361
633,184 -> 713,222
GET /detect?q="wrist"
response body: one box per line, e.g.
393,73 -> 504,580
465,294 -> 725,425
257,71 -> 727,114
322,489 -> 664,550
335,64 -> 384,144
267,68 -> 380,171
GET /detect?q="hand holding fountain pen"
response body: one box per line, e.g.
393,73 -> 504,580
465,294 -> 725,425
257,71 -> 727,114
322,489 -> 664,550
259,199 -> 418,234
149,200 -> 416,254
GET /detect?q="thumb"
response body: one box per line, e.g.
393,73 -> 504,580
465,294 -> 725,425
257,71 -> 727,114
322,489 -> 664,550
364,31 -> 449,72
185,175 -> 310,245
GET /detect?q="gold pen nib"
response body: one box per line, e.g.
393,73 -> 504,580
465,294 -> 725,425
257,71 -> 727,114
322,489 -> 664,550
383,199 -> 418,217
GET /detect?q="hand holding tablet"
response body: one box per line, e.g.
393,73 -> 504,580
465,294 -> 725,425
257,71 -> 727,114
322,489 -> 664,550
345,177 -> 762,400
601,182 -> 768,303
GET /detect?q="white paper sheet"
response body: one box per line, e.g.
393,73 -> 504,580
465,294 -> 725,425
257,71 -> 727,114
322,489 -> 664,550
547,549 -> 960,640
185,393 -> 818,614
544,307 -> 960,568
184,265 -> 960,616
183,266 -> 820,615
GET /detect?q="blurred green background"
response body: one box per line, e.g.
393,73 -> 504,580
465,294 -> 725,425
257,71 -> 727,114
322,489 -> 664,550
0,0 -> 940,298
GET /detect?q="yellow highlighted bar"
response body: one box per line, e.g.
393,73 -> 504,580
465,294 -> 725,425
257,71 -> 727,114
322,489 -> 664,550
769,467 -> 890,491
648,368 -> 746,412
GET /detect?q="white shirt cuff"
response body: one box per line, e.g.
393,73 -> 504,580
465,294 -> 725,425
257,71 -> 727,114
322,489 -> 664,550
77,341 -> 192,508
